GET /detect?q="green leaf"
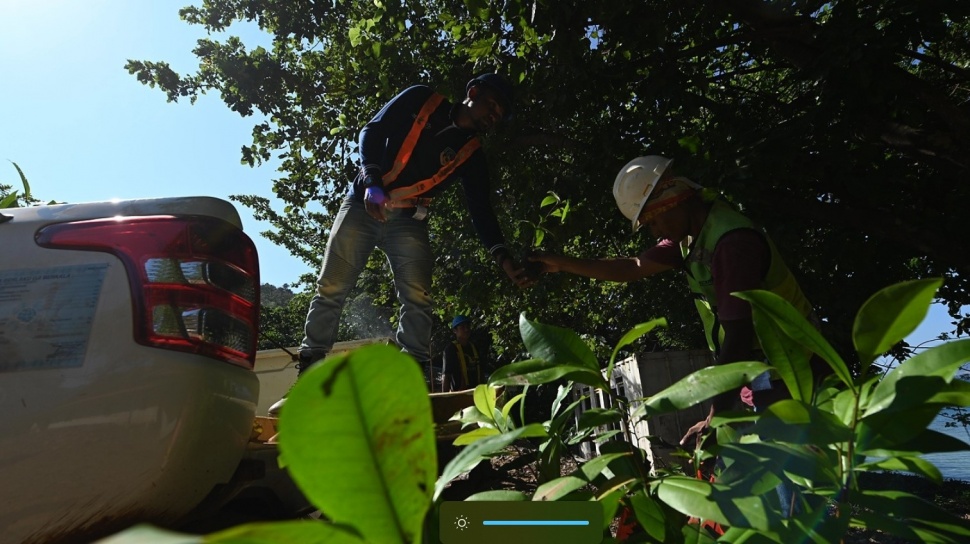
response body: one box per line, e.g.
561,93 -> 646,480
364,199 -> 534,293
472,384 -> 497,422
577,408 -> 623,431
864,339 -> 970,417
856,456 -> 943,484
718,441 -> 840,491
452,426 -> 499,446
747,399 -> 855,446
540,194 -> 559,208
348,26 -> 362,46
11,161 -> 30,198
207,520 -> 366,543
464,490 -> 528,501
852,278 -> 942,366
519,313 -> 599,371
861,427 -> 970,457
0,191 -> 17,209
734,290 -> 853,391
641,361 -> 770,416
488,358 -> 607,389
651,475 -> 778,531
751,310 -> 813,402
607,318 -> 668,379
628,489 -> 685,544
532,452 -> 631,501
278,345 -> 436,544
501,392 -> 526,421
435,424 -> 548,501
451,405 -> 493,428
596,480 -> 634,531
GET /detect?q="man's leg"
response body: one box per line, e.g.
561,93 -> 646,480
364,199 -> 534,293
301,198 -> 380,369
380,212 -> 433,364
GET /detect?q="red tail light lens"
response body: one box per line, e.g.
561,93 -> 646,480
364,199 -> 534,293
36,215 -> 260,369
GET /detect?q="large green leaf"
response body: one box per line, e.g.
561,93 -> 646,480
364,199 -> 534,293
864,339 -> 970,417
855,456 -> 943,484
577,407 -> 623,431
434,423 -> 548,501
718,442 -> 840,491
519,312 -> 599,371
852,278 -> 942,366
861,427 -> 970,457
747,399 -> 855,446
628,489 -> 686,544
607,318 -> 668,379
750,310 -> 813,402
734,290 -> 853,390
487,358 -> 607,388
651,475 -> 779,531
640,361 -> 770,416
857,405 -> 965,454
532,452 -> 630,501
278,345 -> 436,544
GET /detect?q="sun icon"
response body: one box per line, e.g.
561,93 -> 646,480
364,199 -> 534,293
454,514 -> 470,531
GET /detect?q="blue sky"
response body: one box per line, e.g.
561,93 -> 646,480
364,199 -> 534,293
0,1 -> 311,287
1,1 -> 962,346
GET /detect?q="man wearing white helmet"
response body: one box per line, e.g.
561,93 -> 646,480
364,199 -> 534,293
530,155 -> 825,441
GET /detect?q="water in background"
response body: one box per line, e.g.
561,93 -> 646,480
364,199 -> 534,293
923,413 -> 970,481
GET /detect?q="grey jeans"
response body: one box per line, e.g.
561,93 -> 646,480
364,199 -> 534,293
301,197 -> 433,362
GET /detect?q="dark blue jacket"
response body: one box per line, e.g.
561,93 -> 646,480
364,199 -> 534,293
351,85 -> 507,256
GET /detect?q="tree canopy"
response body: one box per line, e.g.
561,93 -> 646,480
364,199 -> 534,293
127,0 -> 970,364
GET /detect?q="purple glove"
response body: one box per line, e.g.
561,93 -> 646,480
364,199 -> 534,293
365,186 -> 387,207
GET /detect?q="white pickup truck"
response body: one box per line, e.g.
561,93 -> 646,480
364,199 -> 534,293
0,197 -> 263,544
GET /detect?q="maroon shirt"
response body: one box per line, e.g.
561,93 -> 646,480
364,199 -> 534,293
642,229 -> 770,320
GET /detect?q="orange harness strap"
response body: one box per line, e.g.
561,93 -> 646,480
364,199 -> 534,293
380,92 -> 482,209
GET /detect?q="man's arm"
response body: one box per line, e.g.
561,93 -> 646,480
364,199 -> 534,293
358,85 -> 432,181
530,242 -> 679,282
458,157 -> 532,287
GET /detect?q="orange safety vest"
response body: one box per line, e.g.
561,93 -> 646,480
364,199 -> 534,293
381,93 -> 482,209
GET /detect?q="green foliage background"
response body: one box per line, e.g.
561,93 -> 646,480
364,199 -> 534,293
128,0 -> 970,365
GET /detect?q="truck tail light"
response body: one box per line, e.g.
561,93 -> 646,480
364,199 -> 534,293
36,216 -> 260,369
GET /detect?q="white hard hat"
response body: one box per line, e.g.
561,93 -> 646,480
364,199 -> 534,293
613,156 -> 672,232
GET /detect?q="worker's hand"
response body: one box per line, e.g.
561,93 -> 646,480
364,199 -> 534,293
527,251 -> 564,274
364,186 -> 388,222
501,258 -> 534,289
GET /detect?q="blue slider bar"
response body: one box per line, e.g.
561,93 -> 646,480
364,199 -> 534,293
483,520 -> 590,526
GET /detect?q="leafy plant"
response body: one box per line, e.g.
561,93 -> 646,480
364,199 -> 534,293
0,161 -> 33,209
102,279 -> 970,543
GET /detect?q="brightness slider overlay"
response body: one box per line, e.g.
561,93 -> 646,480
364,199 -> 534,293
440,501 -> 603,544
482,519 -> 590,526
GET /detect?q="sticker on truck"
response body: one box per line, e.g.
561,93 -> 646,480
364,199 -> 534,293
0,263 -> 107,372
